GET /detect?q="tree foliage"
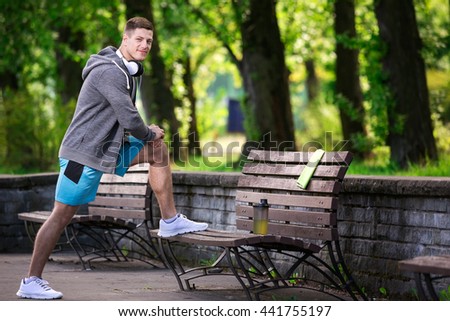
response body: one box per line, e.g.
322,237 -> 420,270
0,0 -> 448,173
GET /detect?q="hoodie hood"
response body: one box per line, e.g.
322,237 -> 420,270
82,46 -> 132,89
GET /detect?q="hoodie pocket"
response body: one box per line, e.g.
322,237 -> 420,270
95,125 -> 121,160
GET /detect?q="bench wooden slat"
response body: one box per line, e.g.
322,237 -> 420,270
72,215 -> 137,229
100,173 -> 148,184
150,229 -> 262,247
237,175 -> 341,194
89,196 -> 148,208
96,184 -> 148,195
242,163 -> 346,179
19,204 -> 149,222
236,218 -> 338,241
256,234 -> 321,252
235,205 -> 336,225
18,211 -> 52,223
235,190 -> 338,210
247,150 -> 353,165
88,207 -> 147,220
17,212 -> 140,229
127,164 -> 149,172
398,256 -> 450,276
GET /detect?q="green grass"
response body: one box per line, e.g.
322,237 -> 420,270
172,134 -> 245,172
0,164 -> 59,175
1,141 -> 449,177
348,158 -> 450,177
173,145 -> 450,177
2,154 -> 448,177
172,154 -> 242,172
347,147 -> 450,177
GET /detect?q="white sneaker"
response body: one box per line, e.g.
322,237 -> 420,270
158,214 -> 208,237
16,277 -> 63,300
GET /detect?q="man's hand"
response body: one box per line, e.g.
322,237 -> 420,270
149,124 -> 165,141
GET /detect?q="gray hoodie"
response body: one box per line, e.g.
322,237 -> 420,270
59,46 -> 154,173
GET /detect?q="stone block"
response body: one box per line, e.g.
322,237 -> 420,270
439,230 -> 450,246
347,239 -> 375,256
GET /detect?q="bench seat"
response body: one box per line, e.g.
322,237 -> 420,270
150,229 -> 322,252
18,212 -> 138,230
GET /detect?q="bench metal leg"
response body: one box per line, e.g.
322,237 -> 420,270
23,221 -> 73,253
414,272 -> 440,300
226,247 -> 253,300
157,237 -> 187,291
63,222 -> 165,270
64,224 -> 119,270
424,274 -> 440,300
414,273 -> 428,300
327,241 -> 368,300
236,241 -> 368,301
157,238 -> 236,291
157,239 -> 261,299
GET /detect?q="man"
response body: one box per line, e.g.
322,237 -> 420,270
16,17 -> 208,300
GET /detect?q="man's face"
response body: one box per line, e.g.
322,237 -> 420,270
122,28 -> 153,61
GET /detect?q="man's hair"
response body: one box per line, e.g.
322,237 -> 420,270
124,17 -> 153,34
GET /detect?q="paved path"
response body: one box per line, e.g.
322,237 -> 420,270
1,252 -> 344,301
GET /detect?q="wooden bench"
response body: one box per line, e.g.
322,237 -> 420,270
18,165 -> 164,270
150,150 -> 368,300
398,255 -> 450,300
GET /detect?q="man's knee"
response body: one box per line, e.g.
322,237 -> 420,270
51,201 -> 79,226
146,140 -> 170,167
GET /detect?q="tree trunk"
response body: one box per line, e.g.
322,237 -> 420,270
334,0 -> 366,158
0,72 -> 19,167
240,0 -> 296,151
0,71 -> 19,92
375,0 -> 438,168
125,0 -> 182,159
305,59 -> 319,102
55,26 -> 84,105
182,56 -> 201,156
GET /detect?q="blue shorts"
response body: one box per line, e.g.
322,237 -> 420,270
55,136 -> 145,206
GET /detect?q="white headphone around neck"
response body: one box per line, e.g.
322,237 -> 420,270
116,50 -> 144,77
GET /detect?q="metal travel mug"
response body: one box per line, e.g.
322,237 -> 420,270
253,199 -> 269,234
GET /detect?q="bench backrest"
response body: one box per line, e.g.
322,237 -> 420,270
235,150 -> 352,242
87,165 -> 151,221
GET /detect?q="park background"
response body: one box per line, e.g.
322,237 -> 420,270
0,0 -> 449,176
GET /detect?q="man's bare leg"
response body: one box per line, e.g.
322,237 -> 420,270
128,138 -> 208,237
17,201 -> 76,299
27,202 -> 79,278
131,139 -> 177,219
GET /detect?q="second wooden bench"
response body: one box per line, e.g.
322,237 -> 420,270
18,165 -> 164,269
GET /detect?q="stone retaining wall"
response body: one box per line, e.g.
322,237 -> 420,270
0,173 -> 57,252
1,171 -> 449,299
